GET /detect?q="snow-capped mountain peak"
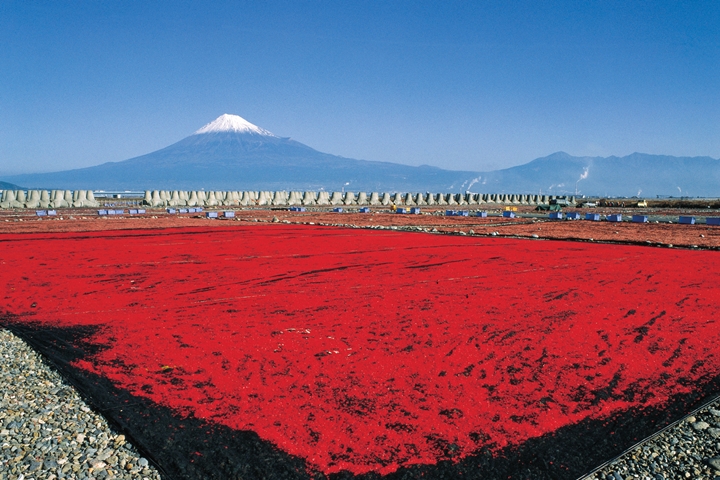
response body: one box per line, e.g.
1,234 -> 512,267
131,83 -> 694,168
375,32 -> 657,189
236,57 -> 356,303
194,114 -> 276,136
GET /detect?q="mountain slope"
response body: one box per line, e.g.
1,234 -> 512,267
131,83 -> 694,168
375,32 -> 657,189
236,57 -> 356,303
2,115 -> 719,196
476,152 -> 720,197
1,115 -> 477,192
0,181 -> 23,190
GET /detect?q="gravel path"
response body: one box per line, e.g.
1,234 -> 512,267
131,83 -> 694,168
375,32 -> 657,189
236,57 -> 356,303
3,322 -> 720,480
0,329 -> 161,480
587,404 -> 720,480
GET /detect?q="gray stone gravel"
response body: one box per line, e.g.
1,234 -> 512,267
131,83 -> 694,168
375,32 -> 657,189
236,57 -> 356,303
4,323 -> 720,480
584,408 -> 720,480
0,328 -> 161,480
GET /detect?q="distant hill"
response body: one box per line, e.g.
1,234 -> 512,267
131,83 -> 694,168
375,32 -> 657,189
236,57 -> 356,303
0,181 -> 23,190
2,115 -> 719,196
476,152 -> 720,197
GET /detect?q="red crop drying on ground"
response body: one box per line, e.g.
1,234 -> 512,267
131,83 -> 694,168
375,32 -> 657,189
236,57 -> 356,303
1,225 -> 719,475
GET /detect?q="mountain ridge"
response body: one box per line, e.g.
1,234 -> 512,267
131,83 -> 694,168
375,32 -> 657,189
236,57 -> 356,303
0,181 -> 23,190
0,115 -> 479,192
2,115 -> 719,196
479,151 -> 720,197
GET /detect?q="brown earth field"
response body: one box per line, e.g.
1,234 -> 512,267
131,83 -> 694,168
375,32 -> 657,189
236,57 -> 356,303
1,205 -> 720,249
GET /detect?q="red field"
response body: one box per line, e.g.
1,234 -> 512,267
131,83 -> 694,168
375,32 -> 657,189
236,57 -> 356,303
2,224 -> 720,478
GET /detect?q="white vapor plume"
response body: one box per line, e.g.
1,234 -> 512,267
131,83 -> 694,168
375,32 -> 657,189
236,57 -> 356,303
578,167 -> 589,182
466,177 -> 481,191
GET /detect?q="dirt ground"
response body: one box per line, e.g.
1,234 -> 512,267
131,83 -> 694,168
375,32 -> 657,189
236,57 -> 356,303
1,205 -> 719,249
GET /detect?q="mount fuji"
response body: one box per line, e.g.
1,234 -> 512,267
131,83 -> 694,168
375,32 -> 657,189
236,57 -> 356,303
2,114 -> 478,192
3,114 -> 719,196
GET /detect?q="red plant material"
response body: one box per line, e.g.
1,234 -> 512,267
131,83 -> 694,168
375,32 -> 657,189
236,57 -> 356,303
1,226 -> 719,475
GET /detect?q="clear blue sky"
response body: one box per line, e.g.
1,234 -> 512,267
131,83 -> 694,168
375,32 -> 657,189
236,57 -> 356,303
1,1 -> 718,175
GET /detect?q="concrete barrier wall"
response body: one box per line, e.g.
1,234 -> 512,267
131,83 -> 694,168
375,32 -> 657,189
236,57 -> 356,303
344,192 -> 357,205
272,191 -> 288,205
329,191 -> 344,205
302,191 -> 316,205
0,190 -> 19,208
24,190 -> 40,209
255,191 -> 269,205
287,191 -> 302,205
40,190 -> 51,208
0,189 -> 583,209
317,191 -> 331,205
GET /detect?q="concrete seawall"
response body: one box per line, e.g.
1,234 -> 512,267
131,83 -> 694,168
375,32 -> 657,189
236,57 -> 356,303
0,189 -> 577,209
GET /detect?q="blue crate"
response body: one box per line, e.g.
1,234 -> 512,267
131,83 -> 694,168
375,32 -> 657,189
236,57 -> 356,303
47,210 -> 57,216
333,207 -> 344,213
36,210 -> 47,217
606,214 -> 622,222
358,207 -> 370,213
458,210 -> 469,217
632,215 -> 648,223
445,210 -> 455,216
549,212 -> 563,220
107,209 -> 117,215
166,208 -> 176,214
223,211 -> 235,218
289,207 -> 307,212
396,207 -> 408,214
137,209 -> 146,214
566,212 -> 580,220
98,210 -> 108,216
502,211 -> 515,218
679,216 -> 696,225
476,211 -> 488,218
410,207 -> 421,214
178,208 -> 188,213
206,212 -> 218,218
128,209 -> 138,214
707,217 -> 720,226
585,213 -> 600,221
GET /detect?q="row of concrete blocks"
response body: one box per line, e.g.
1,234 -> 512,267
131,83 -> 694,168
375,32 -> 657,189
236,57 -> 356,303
0,190 -> 100,209
0,189 -> 577,209
141,190 -> 577,207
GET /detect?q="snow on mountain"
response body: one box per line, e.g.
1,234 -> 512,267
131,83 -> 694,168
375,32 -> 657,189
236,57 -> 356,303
194,114 -> 276,136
